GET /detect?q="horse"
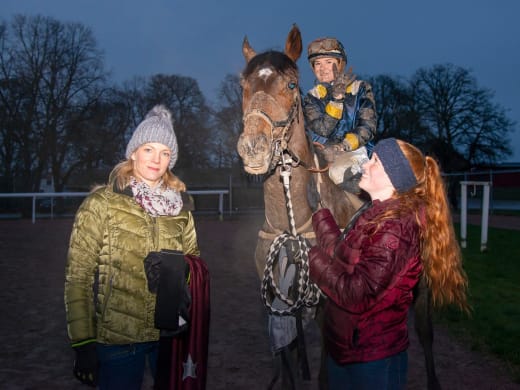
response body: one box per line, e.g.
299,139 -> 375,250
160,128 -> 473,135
236,25 -> 441,390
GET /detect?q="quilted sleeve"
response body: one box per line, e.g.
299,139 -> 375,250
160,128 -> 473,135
311,220 -> 420,314
64,190 -> 106,344
182,211 -> 200,256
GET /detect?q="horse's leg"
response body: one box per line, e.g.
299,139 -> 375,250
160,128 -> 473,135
255,238 -> 270,279
261,243 -> 304,389
413,276 -> 442,390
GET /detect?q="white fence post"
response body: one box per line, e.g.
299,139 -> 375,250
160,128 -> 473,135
459,181 -> 491,252
481,184 -> 491,252
460,184 -> 468,249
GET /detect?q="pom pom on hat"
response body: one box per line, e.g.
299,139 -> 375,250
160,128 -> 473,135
125,105 -> 178,169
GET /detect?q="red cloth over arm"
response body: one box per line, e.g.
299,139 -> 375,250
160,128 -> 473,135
169,255 -> 210,390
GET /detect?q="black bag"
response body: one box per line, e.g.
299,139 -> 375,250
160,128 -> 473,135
143,249 -> 191,333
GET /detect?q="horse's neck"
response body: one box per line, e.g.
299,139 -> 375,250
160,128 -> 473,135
263,162 -> 312,234
288,110 -> 311,162
262,111 -> 316,233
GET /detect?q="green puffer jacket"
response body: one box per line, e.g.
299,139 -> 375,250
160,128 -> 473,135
64,185 -> 199,345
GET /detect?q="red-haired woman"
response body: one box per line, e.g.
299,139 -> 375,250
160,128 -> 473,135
309,137 -> 469,389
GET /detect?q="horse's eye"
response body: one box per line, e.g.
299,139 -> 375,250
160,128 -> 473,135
288,82 -> 297,90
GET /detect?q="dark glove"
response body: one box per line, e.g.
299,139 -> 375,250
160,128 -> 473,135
339,169 -> 362,195
72,342 -> 98,387
144,251 -> 163,293
331,64 -> 356,100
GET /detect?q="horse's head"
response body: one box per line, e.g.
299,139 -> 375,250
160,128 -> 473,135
237,25 -> 304,175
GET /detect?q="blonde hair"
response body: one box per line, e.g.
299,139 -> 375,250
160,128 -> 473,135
371,140 -> 469,312
108,160 -> 186,192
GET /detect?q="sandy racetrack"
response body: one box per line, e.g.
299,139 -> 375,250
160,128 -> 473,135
0,215 -> 518,389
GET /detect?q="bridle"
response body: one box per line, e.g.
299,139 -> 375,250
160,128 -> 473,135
242,90 -> 324,315
242,91 -> 302,174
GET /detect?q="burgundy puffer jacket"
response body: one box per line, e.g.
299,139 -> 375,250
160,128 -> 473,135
309,199 -> 423,364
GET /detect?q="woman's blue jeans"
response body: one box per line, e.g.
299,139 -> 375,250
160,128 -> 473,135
327,350 -> 408,390
96,341 -> 159,390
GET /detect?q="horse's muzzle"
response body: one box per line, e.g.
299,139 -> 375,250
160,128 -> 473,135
237,133 -> 271,174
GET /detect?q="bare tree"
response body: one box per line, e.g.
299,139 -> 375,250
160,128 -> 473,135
0,14 -> 108,192
64,91 -> 131,188
370,74 -> 430,144
411,63 -> 514,169
117,76 -> 150,141
212,74 -> 243,168
145,74 -> 213,168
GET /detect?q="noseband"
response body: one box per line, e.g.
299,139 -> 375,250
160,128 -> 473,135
242,92 -> 301,173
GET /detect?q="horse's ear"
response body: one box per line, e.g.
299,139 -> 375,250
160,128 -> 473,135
284,24 -> 302,63
242,36 -> 257,63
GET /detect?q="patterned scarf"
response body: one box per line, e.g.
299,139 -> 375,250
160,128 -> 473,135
130,177 -> 183,217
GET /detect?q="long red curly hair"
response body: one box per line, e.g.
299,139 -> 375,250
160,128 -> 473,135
372,140 -> 470,312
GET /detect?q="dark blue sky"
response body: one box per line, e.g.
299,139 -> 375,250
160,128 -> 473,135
3,0 -> 519,161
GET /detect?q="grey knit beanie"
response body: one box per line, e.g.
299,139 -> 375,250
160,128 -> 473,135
373,138 -> 417,192
125,105 -> 178,169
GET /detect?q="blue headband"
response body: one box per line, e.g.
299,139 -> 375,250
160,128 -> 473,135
373,138 -> 417,192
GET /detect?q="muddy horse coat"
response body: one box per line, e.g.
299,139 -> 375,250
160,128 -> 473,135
237,25 -> 441,390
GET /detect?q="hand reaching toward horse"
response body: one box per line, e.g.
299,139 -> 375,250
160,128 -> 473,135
332,64 -> 356,101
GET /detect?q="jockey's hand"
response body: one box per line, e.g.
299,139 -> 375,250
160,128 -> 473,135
332,65 -> 356,100
321,141 -> 344,163
342,133 -> 360,152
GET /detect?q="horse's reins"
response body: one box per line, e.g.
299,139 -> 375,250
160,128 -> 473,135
244,93 -> 323,315
260,153 -> 322,315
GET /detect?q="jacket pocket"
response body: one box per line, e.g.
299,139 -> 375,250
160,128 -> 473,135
100,274 -> 114,322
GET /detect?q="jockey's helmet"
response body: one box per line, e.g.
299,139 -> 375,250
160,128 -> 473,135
307,37 -> 347,67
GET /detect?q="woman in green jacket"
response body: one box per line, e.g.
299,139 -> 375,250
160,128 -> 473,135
64,105 -> 199,389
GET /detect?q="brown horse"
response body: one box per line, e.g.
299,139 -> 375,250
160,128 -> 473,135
237,25 -> 441,390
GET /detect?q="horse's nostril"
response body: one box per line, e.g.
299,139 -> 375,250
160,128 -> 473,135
237,142 -> 248,158
254,143 -> 266,155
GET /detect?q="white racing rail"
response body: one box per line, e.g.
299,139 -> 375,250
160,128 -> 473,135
0,189 -> 230,223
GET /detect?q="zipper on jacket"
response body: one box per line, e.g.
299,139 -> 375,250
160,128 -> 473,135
151,216 -> 158,249
101,275 -> 114,321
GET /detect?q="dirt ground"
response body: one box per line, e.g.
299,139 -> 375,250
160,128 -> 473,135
0,214 -> 518,390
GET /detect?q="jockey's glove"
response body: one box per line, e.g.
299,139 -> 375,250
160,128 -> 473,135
332,65 -> 356,100
342,133 -> 360,151
72,340 -> 98,387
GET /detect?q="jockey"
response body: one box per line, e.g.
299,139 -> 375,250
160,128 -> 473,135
303,37 -> 377,194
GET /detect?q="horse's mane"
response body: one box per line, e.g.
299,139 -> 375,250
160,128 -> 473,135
242,50 -> 298,79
